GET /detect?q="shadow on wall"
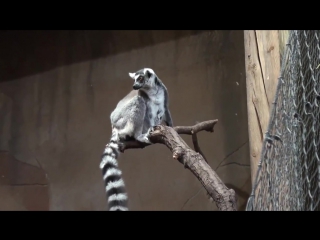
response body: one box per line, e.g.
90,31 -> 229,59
0,30 -> 206,82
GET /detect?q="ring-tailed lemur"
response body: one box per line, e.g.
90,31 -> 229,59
100,68 -> 173,211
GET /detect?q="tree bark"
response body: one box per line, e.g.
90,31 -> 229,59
118,120 -> 238,211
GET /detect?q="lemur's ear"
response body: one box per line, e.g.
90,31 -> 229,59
146,70 -> 152,79
128,72 -> 135,79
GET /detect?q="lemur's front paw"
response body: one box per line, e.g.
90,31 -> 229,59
145,127 -> 157,144
144,136 -> 152,144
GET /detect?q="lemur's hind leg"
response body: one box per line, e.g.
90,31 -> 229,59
134,126 -> 152,144
117,121 -> 135,142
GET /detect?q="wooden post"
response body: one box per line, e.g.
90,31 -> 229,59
279,30 -> 290,62
244,30 -> 285,184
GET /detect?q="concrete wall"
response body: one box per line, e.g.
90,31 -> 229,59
0,30 -> 250,210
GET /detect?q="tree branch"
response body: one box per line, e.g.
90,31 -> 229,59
173,119 -> 217,134
118,120 -> 218,152
117,119 -> 237,211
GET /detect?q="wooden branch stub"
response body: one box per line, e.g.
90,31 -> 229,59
173,119 -> 218,135
172,148 -> 184,161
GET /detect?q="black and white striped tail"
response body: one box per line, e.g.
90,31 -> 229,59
100,129 -> 128,211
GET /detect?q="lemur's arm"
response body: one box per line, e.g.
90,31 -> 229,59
164,109 -> 173,127
163,89 -> 173,127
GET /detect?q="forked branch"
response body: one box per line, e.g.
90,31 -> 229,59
118,119 -> 237,211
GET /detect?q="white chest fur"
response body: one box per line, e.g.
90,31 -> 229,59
146,89 -> 165,126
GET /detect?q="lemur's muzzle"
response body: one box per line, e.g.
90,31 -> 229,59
133,83 -> 141,90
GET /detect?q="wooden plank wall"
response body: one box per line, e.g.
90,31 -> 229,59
244,30 -> 289,184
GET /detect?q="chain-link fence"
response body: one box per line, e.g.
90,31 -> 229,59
246,30 -> 320,211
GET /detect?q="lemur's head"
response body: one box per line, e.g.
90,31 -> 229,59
128,68 -> 155,90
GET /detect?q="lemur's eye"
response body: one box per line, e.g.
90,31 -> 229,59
138,76 -> 143,82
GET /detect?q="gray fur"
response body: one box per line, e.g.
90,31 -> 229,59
101,68 -> 173,211
111,68 -> 173,142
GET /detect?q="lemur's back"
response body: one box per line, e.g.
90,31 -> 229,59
114,90 -> 139,110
